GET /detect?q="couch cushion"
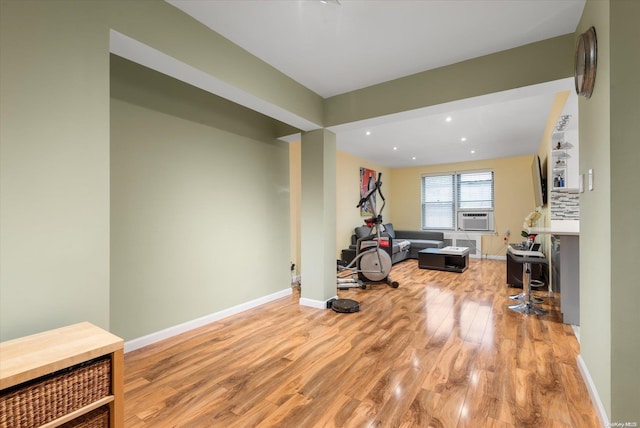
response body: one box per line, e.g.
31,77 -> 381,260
354,226 -> 371,240
383,223 -> 395,239
395,230 -> 444,241
409,239 -> 445,250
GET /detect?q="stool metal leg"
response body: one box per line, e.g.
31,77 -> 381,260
509,291 -> 524,300
509,269 -> 544,302
509,292 -> 543,303
509,262 -> 548,315
529,279 -> 546,303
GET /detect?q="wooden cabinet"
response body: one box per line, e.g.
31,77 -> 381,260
0,322 -> 124,428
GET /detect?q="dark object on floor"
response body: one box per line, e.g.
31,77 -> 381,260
328,298 -> 360,313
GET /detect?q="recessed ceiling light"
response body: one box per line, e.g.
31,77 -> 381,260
461,137 -> 467,142
470,150 -> 476,154
445,116 -> 452,122
393,147 -> 398,151
365,131 -> 371,136
412,156 -> 416,160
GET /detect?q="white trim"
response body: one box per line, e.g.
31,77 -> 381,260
571,325 -> 580,343
124,287 -> 292,353
299,296 -> 336,310
484,254 -> 507,261
577,354 -> 609,427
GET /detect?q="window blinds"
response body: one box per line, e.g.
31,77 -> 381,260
457,171 -> 494,210
421,174 -> 455,229
421,170 -> 494,230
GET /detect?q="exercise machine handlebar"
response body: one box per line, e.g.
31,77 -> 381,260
356,173 -> 385,207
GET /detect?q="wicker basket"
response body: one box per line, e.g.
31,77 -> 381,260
60,405 -> 109,428
0,356 -> 111,428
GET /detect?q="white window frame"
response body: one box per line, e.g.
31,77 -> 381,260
421,170 -> 494,231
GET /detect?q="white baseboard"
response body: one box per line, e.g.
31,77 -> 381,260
577,354 -> 609,427
571,325 -> 580,343
124,287 -> 292,353
299,295 -> 336,310
483,254 -> 507,260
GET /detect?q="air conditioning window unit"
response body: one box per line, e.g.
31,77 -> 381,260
458,211 -> 494,231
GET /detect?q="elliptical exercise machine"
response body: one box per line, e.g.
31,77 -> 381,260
336,173 -> 399,294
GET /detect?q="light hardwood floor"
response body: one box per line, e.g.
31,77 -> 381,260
124,259 -> 601,427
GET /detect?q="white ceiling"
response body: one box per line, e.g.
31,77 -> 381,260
163,0 -> 585,167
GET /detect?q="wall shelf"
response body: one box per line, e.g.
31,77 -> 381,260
551,146 -> 571,190
549,112 -> 580,221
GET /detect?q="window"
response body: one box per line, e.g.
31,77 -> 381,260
421,174 -> 455,229
421,170 -> 494,230
457,171 -> 494,210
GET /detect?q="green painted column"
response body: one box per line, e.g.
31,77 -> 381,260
300,129 -> 337,307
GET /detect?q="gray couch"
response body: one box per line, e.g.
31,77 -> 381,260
346,223 -> 445,264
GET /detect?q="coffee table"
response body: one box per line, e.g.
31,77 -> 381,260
418,246 -> 469,273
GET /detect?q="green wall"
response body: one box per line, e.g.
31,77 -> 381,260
300,130 -> 337,304
110,56 -> 291,340
578,0 -> 612,417
0,0 -> 307,341
0,0 -> 111,340
578,0 -> 640,422
610,1 -> 640,420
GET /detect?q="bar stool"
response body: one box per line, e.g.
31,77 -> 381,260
508,252 -> 549,315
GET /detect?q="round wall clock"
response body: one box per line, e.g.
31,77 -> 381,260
575,26 -> 598,98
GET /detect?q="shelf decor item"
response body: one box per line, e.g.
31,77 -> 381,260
575,26 -> 597,98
